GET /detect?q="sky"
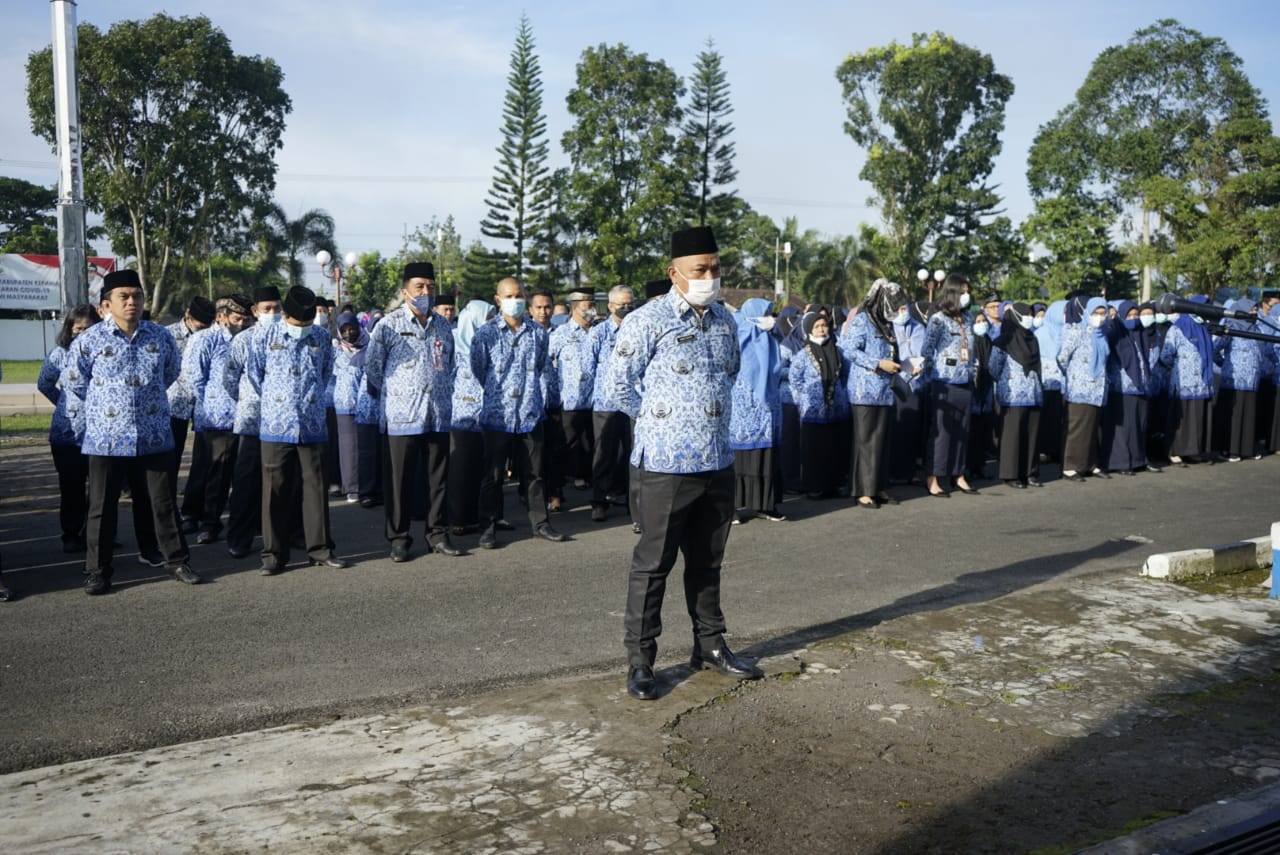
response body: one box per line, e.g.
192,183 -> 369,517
3,0 -> 1279,293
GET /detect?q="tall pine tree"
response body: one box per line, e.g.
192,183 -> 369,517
479,15 -> 550,280
684,39 -> 738,227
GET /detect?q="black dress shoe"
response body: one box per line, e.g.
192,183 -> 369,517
195,530 -> 216,545
1004,479 -> 1027,489
632,522 -> 643,535
1091,468 -> 1112,479
1062,472 -> 1085,482
85,570 -> 112,595
180,517 -> 199,535
494,519 -> 515,531
226,545 -> 251,559
429,537 -> 464,557
171,564 -> 203,585
533,523 -> 567,542
929,489 -> 950,498
626,665 -> 658,700
312,557 -> 351,569
1117,469 -> 1136,476
360,497 -> 382,509
856,498 -> 879,509
0,583 -> 12,602
957,486 -> 980,495
390,543 -> 410,563
479,526 -> 498,549
693,646 -> 764,680
1027,478 -> 1044,488
259,564 -> 283,577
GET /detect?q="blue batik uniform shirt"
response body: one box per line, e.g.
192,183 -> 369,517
364,305 -> 455,435
165,318 -> 199,420
64,318 -> 180,457
223,323 -> 267,436
470,315 -> 550,434
589,318 -> 627,412
182,325 -> 239,432
39,346 -> 79,447
247,324 -> 335,444
550,319 -> 596,412
607,288 -> 740,474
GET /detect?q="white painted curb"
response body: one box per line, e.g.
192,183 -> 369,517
1141,536 -> 1271,581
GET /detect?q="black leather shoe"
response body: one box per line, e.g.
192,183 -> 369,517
180,516 -> 199,535
494,519 -> 515,531
0,583 -> 12,602
632,522 -> 643,534
85,571 -> 111,595
227,545 -> 251,559
533,522 -> 567,542
360,496 -> 382,509
259,564 -> 282,577
1091,468 -> 1112,479
390,543 -> 410,563
312,557 -> 351,569
195,530 -> 216,545
479,526 -> 498,549
693,646 -> 764,680
137,552 -> 166,568
1027,478 -> 1044,488
1063,472 -> 1085,482
171,564 -> 203,585
626,665 -> 658,700
1004,479 -> 1027,489
429,538 -> 464,557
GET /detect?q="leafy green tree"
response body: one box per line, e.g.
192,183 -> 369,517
26,14 -> 290,314
480,14 -> 550,280
344,251 -> 402,312
835,32 -> 1014,285
404,216 -> 466,294
562,43 -> 687,287
684,39 -> 737,228
798,233 -> 875,308
526,168 -> 581,293
1026,19 -> 1264,300
1021,195 -> 1117,296
0,177 -> 57,252
251,203 -> 336,287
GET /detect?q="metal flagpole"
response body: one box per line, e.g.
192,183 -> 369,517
51,0 -> 88,311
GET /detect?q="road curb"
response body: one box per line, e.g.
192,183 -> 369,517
1141,536 -> 1271,582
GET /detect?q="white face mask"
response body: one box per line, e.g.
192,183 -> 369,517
675,267 -> 721,307
1140,315 -> 1156,328
258,312 -> 282,326
808,334 -> 828,346
284,322 -> 311,340
958,293 -> 971,309
500,297 -> 526,318
1033,316 -> 1045,328
1018,316 -> 1033,331
1088,314 -> 1105,329
1157,313 -> 1170,324
314,313 -> 329,327
973,321 -> 989,336
892,310 -> 909,326
755,315 -> 776,331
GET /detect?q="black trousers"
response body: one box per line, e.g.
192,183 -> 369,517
624,466 -> 734,669
448,430 -> 484,529
1063,402 -> 1101,474
780,403 -> 803,493
179,430 -> 210,522
998,406 -> 1041,482
197,430 -> 238,534
385,432 -> 450,548
889,391 -> 923,482
851,405 -> 891,499
1216,387 -> 1258,458
967,411 -> 995,478
51,442 -> 88,543
480,425 -> 549,528
335,414 -> 361,496
543,407 -> 567,500
324,407 -> 340,489
357,423 -> 382,500
1257,381 -> 1276,453
87,451 -> 188,575
549,408 -> 594,497
225,434 -> 262,553
927,381 -> 972,478
1038,389 -> 1065,462
592,410 -> 632,509
1102,393 -> 1148,471
1171,397 -> 1211,459
261,441 -> 334,567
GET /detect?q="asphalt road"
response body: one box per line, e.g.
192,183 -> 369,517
2,439 -> 1277,773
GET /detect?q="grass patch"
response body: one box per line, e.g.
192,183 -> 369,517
1177,568 -> 1271,598
1,361 -> 43,384
2,413 -> 52,434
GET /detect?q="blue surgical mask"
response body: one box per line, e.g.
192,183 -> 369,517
1156,313 -> 1170,324
284,322 -> 311,340
501,297 -> 526,318
1033,316 -> 1045,329
1123,318 -> 1139,331
892,311 -> 909,326
1140,315 -> 1156,328
259,313 -> 282,326
410,294 -> 435,315
973,321 -> 989,336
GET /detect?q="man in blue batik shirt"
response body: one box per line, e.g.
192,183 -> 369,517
364,261 -> 463,562
246,286 -> 349,574
608,226 -> 764,700
471,276 -> 567,548
588,285 -> 637,523
547,291 -> 598,506
182,293 -> 253,545
169,296 -> 215,533
64,270 -> 203,595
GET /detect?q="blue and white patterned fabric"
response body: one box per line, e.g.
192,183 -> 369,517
164,319 -> 199,420
470,315 -> 550,434
1035,302 -> 1066,392
64,319 -> 179,457
1057,324 -> 1109,406
540,326 -> 561,411
1158,325 -> 1213,400
1215,330 -> 1273,392
893,316 -> 928,394
778,338 -> 801,407
839,311 -> 895,407
223,323 -> 265,436
921,313 -> 976,385
451,300 -> 491,433
246,324 -> 334,444
989,347 -> 1044,407
182,325 -> 238,432
589,318 -> 627,413
788,346 -> 850,423
607,289 -> 740,474
332,342 -> 364,416
729,300 -> 782,450
550,319 -> 596,412
1106,330 -> 1151,398
38,346 -> 79,447
364,305 -> 455,435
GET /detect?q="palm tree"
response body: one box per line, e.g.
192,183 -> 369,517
252,203 -> 337,287
801,234 -> 875,308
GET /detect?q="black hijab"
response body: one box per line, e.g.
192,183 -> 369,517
994,302 -> 1040,376
859,278 -> 908,344
803,313 -> 841,404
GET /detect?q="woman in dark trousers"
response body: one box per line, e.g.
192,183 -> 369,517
789,313 -> 850,500
966,309 -> 996,481
920,274 -> 978,497
1213,298 -> 1274,461
890,300 -> 930,485
990,303 -> 1043,488
1034,301 -> 1066,463
1057,297 -> 1111,481
1101,300 -> 1153,475
839,279 -> 909,508
1142,303 -> 1173,464
1158,300 -> 1215,466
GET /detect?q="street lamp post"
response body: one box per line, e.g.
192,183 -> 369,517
917,268 -> 929,300
783,241 -> 792,295
933,268 -> 945,302
316,250 -> 358,306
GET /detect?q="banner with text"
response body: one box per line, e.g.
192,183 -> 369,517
0,254 -> 117,311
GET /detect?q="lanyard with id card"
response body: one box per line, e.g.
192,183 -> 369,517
957,320 -> 970,365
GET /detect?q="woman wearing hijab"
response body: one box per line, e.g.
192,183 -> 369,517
332,311 -> 376,503
840,279 -> 907,508
789,312 -> 850,499
1100,301 -> 1152,475
1157,297 -> 1216,465
1213,298 -> 1275,461
1140,302 -> 1172,465
890,299 -> 930,484
1034,301 -> 1067,463
777,306 -> 805,494
37,304 -> 100,552
448,299 -> 495,532
730,298 -> 785,522
1057,296 -> 1111,480
966,307 -> 997,483
990,303 -> 1043,488
920,273 -> 978,497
